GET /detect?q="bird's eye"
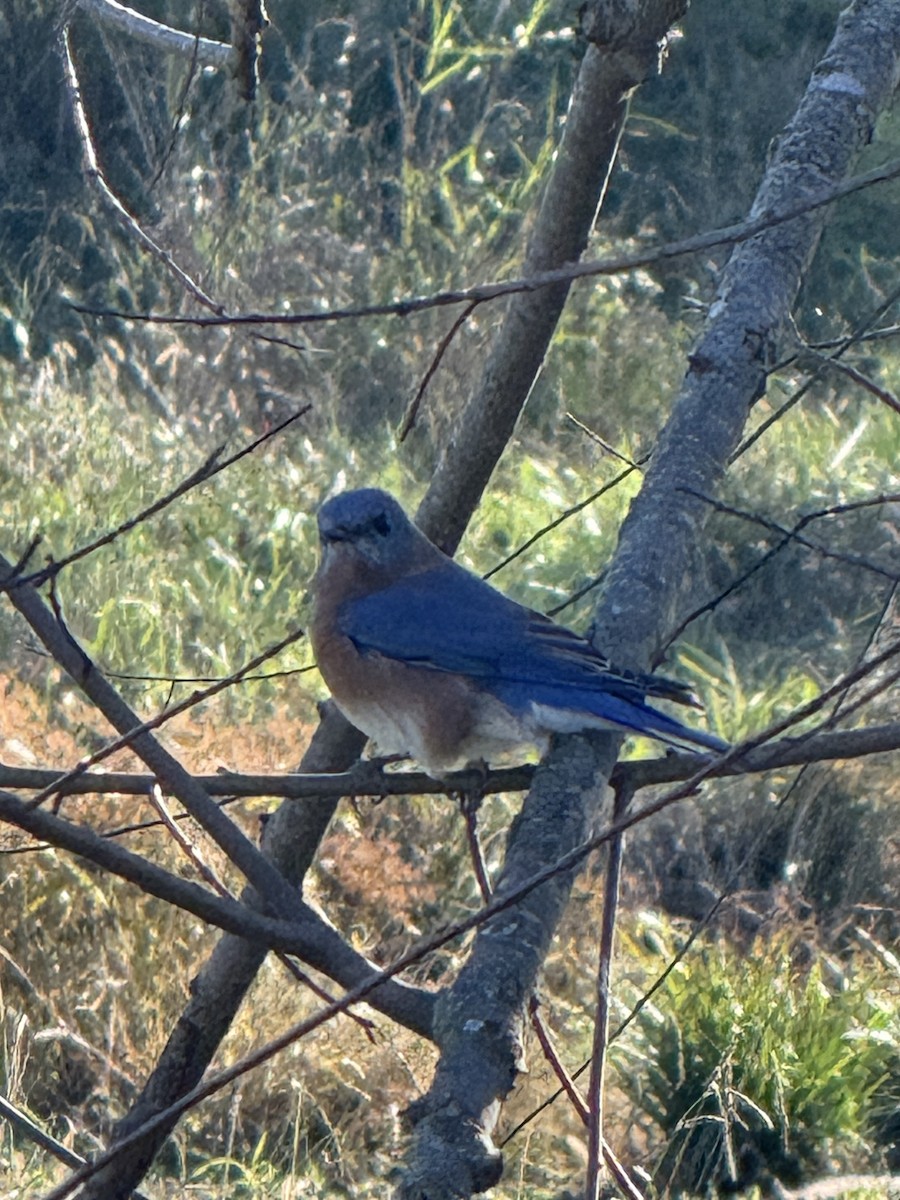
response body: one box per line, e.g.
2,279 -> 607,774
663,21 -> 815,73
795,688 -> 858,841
371,513 -> 391,537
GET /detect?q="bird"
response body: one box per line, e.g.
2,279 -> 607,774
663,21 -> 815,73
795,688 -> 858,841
310,488 -> 728,776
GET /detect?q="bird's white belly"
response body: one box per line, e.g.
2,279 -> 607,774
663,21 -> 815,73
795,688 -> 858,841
337,695 -> 429,762
335,689 -> 545,774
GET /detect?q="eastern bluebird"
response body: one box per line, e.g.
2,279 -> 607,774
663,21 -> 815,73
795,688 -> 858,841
310,488 -> 727,776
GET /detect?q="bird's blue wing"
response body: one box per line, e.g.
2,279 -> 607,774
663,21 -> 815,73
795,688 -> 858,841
338,567 -> 680,703
337,566 -> 726,752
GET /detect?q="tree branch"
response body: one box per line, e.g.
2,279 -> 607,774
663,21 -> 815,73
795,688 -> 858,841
3,719 -> 900,810
0,786 -> 434,1038
399,3 -> 900,1195
74,0 -> 233,67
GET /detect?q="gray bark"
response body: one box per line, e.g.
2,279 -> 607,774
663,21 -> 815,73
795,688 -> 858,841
64,3 -> 674,1195
399,2 -> 900,1196
417,0 -> 689,553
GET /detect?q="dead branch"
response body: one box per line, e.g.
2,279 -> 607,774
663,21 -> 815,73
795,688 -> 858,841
74,0 -> 233,68
3,720 -> 899,807
71,156 -> 900,334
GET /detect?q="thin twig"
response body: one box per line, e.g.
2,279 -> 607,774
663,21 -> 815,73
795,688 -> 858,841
71,156 -> 900,331
663,489 -> 900,649
684,490 -> 900,582
0,1094 -> 85,1171
565,414 -> 644,469
528,997 -> 588,1123
527,998 -> 644,1200
460,797 -> 493,904
484,465 -> 641,582
148,0 -> 205,191
800,351 -> 900,416
4,406 -> 311,593
62,26 -> 226,313
398,301 -> 481,442
74,0 -> 232,65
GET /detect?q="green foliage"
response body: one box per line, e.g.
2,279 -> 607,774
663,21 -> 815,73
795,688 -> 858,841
614,926 -> 900,1192
3,2 -> 900,1196
679,640 -> 822,744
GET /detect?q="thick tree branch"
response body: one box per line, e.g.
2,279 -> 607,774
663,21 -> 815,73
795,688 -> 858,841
400,3 -> 900,1196
415,0 -> 689,554
3,720 -> 900,807
0,787 -> 433,1037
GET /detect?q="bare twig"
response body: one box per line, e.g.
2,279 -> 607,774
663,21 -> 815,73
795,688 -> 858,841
800,350 -> 900,416
528,997 -> 588,1124
664,490 -> 900,649
398,301 -> 481,441
4,406 -> 311,593
526,999 -> 645,1200
484,464 -> 644,582
460,798 -> 494,904
62,27 -> 226,313
71,157 -> 900,331
565,414 -> 644,469
685,490 -> 900,582
148,0 -> 206,191
0,1094 -> 86,1172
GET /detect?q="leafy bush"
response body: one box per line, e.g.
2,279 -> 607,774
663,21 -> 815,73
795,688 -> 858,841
614,927 -> 900,1193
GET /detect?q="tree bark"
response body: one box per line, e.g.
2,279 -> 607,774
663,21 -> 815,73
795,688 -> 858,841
399,2 -> 900,1196
417,0 -> 689,553
66,4 -> 677,1195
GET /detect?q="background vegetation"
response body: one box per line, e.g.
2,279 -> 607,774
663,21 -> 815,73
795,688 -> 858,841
0,0 -> 899,1196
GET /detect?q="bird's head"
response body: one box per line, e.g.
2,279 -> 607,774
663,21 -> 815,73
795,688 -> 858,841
316,488 -> 432,574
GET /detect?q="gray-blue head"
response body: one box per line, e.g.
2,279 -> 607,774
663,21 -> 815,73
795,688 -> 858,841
317,488 -> 431,570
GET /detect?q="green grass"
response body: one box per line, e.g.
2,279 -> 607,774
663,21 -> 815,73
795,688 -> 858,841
613,921 -> 900,1193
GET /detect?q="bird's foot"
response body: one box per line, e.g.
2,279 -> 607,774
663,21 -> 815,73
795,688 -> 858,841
446,758 -> 489,815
